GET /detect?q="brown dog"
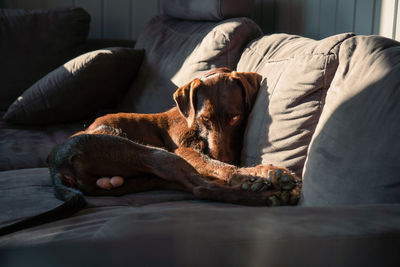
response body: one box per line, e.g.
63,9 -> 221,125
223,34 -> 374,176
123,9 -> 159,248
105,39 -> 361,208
47,68 -> 301,206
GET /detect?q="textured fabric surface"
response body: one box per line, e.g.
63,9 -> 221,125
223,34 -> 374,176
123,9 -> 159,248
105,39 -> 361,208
162,0 -> 254,21
301,36 -> 400,206
2,234 -> 399,267
1,192 -> 400,252
1,217 -> 399,267
1,169 -> 399,267
0,8 -> 90,111
0,168 -> 194,230
237,33 -> 354,176
0,168 -> 63,229
3,48 -> 144,124
0,114 -> 83,171
118,15 -> 262,113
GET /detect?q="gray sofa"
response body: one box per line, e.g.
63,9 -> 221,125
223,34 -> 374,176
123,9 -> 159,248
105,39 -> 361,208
1,1 -> 400,266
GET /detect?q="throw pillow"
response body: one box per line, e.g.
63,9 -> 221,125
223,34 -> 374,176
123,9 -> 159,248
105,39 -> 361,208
0,7 -> 90,110
3,48 -> 144,124
300,36 -> 400,206
237,33 -> 353,177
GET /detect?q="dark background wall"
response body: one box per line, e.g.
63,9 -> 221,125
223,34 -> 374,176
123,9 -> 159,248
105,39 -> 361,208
0,0 -> 398,41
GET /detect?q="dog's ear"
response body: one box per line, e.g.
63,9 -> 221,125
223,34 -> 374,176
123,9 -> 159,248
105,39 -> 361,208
231,71 -> 262,111
173,78 -> 202,128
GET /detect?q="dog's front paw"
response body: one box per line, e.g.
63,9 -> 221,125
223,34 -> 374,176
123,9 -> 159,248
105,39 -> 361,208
193,182 -> 301,206
236,165 -> 300,191
228,164 -> 302,205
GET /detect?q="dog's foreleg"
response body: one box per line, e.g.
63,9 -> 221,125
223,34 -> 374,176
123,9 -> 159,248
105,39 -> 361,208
174,146 -> 238,183
174,146 -> 302,206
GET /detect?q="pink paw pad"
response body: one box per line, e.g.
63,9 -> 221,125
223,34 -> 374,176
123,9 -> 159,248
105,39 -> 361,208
96,176 -> 124,190
110,176 -> 124,187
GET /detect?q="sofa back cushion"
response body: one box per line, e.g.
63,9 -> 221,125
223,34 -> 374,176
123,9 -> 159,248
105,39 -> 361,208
300,36 -> 400,206
162,0 -> 254,21
0,8 -> 90,111
118,15 -> 262,113
0,113 -> 82,171
237,33 -> 353,177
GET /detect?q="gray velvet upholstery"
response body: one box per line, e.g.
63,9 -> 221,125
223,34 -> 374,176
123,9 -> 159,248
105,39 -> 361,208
0,168 -> 63,229
0,168 -> 194,230
1,233 -> 398,267
118,15 -> 262,113
1,220 -> 399,267
162,0 -> 255,21
1,168 -> 399,246
238,33 -> 353,177
301,36 -> 400,206
0,8 -> 90,110
1,168 -> 399,266
0,113 -> 82,171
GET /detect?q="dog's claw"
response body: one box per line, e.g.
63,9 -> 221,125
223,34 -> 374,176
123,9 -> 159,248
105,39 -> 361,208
278,174 -> 295,191
267,170 -> 273,181
264,181 -> 272,186
241,182 -> 249,191
240,179 -> 272,192
281,183 -> 295,191
268,195 -> 281,206
280,191 -> 290,204
259,183 -> 270,192
274,169 -> 283,178
250,182 -> 263,192
279,174 -> 292,183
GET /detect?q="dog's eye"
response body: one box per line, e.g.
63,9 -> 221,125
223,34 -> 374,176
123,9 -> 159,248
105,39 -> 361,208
229,115 -> 241,126
201,116 -> 210,124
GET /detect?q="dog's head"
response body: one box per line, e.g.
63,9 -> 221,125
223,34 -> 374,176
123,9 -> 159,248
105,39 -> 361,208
173,68 -> 262,165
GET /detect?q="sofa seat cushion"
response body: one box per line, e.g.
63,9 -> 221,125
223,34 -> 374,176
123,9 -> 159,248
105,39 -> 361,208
118,15 -> 262,113
237,33 -> 354,176
1,169 -> 399,266
0,8 -> 90,111
0,115 -> 83,171
0,168 -> 63,230
0,167 -> 195,234
1,168 -> 399,245
1,195 -> 400,267
301,36 -> 400,206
